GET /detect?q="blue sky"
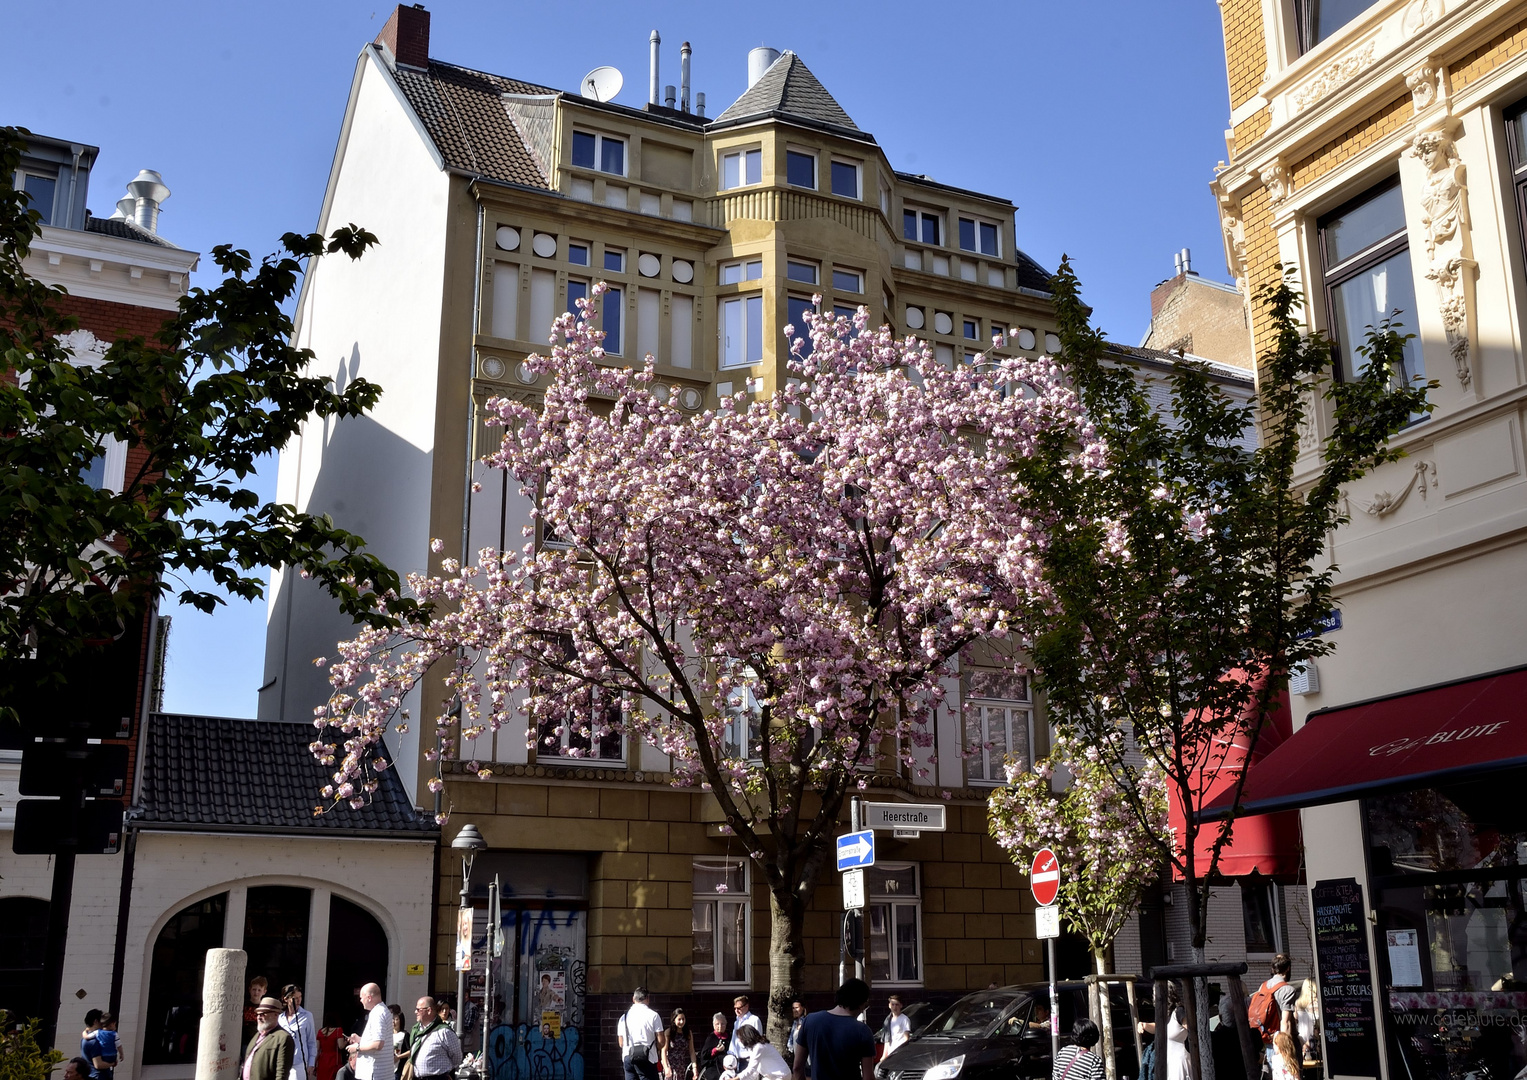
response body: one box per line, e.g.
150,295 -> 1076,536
10,1 -> 1235,719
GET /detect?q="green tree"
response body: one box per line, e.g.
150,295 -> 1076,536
0,1011 -> 63,1080
0,126 -> 416,726
1014,260 -> 1432,1079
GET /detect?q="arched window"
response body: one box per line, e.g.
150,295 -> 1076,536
144,893 -> 227,1065
0,897 -> 50,1022
323,896 -> 389,1028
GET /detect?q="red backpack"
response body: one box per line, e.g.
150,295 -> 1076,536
1247,980 -> 1282,1045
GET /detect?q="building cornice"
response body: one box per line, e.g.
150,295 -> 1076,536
23,225 -> 198,313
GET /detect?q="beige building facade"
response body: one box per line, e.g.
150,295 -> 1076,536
261,7 -> 1084,1079
1213,2 -> 1527,1079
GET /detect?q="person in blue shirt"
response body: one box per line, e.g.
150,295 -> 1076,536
81,1011 -> 119,1080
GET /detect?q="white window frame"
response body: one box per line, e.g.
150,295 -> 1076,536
604,285 -> 624,356
957,216 -> 1003,258
785,148 -> 818,190
831,267 -> 864,294
567,241 -> 591,267
903,205 -> 943,247
964,674 -> 1033,786
571,129 -> 627,177
830,158 -> 862,200
53,330 -> 127,493
693,859 -> 751,988
866,863 -> 922,987
721,147 -> 763,190
535,681 -> 626,765
786,260 -> 820,286
720,259 -> 763,285
603,247 -> 626,273
720,294 -> 765,368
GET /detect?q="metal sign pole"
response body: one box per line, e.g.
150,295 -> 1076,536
1048,937 -> 1059,1062
850,797 -> 866,999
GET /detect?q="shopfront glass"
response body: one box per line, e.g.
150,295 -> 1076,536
1367,776 -> 1527,1080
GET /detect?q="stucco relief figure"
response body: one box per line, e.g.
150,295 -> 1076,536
1412,131 -> 1474,386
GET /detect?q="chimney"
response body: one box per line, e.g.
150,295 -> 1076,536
696,92 -> 706,118
1181,247 -> 1194,275
125,170 -> 170,234
748,47 -> 781,88
680,41 -> 692,113
649,31 -> 661,106
378,4 -> 431,70
665,84 -> 676,108
1173,251 -> 1183,277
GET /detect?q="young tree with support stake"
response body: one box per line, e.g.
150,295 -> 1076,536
988,731 -> 1168,1080
317,288 -> 1098,1043
1011,260 -> 1433,1080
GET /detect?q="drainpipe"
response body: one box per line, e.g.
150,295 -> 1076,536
66,145 -> 83,230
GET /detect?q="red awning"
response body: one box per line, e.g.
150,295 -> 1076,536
1208,664 -> 1527,817
1170,688 -> 1303,880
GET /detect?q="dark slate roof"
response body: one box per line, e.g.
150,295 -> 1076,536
712,52 -> 859,134
135,713 -> 436,837
1108,342 -> 1255,385
84,213 -> 180,248
1013,249 -> 1054,293
388,52 -> 556,188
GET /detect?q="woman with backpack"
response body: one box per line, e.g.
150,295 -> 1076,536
1248,955 -> 1300,1069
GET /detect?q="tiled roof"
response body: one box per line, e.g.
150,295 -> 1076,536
388,53 -> 556,188
135,713 -> 436,837
712,52 -> 860,133
84,214 -> 180,248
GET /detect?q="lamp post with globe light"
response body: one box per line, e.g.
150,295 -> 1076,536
452,823 -> 487,1039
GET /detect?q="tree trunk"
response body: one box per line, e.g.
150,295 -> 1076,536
1093,949 -> 1116,1080
1191,946 -> 1214,1080
766,887 -> 806,1047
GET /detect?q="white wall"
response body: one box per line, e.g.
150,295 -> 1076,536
261,47 -> 454,802
123,831 -> 436,1080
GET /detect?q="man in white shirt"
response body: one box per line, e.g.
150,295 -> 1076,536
620,987 -> 665,1080
347,984 -> 394,1080
881,996 -> 910,1056
729,997 -> 762,1071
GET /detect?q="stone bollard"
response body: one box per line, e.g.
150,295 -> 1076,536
195,947 -> 248,1080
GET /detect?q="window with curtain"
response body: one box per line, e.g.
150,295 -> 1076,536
866,863 -> 921,985
693,860 -> 749,986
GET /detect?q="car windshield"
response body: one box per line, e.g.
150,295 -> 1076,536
923,992 -> 1026,1036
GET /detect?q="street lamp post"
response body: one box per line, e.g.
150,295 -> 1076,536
452,824 -> 487,1042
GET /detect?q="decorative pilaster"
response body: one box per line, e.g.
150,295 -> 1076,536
1409,119 -> 1476,388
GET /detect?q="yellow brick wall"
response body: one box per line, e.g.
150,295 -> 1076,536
1235,107 -> 1273,157
1289,94 -> 1414,188
1452,15 -> 1527,89
1223,0 -> 1269,110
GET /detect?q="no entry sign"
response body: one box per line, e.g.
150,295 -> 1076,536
1030,847 -> 1061,906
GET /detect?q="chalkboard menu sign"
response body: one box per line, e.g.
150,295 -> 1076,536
1312,877 -> 1381,1077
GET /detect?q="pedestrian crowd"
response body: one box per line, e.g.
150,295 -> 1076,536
617,980 -> 887,1080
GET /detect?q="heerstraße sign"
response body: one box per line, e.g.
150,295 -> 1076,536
863,802 -> 947,832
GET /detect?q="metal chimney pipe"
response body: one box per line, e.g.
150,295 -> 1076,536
680,41 -> 691,113
696,92 -> 705,118
748,46 -> 781,88
1173,252 -> 1182,277
665,84 -> 676,108
125,169 -> 170,234
1181,247 -> 1192,274
649,31 -> 660,105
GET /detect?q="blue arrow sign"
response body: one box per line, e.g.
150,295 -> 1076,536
837,830 -> 875,871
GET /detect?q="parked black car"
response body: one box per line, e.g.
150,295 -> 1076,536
874,983 -> 1142,1080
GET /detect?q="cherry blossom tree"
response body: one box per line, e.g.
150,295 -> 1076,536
317,285 -> 1099,1039
988,732 -> 1168,1079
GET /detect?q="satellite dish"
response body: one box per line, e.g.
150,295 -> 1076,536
582,66 -> 623,102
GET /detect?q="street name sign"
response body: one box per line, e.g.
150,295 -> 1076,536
836,829 -> 875,870
1030,847 -> 1061,906
863,802 -> 947,833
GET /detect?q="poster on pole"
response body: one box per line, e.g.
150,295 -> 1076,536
455,907 -> 474,971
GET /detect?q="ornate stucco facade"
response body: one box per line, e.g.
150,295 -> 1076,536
1214,3 -> 1527,1078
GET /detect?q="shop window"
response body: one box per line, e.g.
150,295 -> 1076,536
964,672 -> 1032,784
1318,178 -> 1425,401
1294,0 -> 1377,53
571,130 -> 625,176
1241,878 -> 1282,954
903,207 -> 942,246
693,860 -> 749,987
721,294 -> 764,368
786,150 -> 817,189
243,885 -> 312,1007
144,893 -> 228,1065
958,217 -> 1001,257
323,896 -> 389,1028
720,259 -> 762,285
867,863 -> 922,985
722,148 -> 762,190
